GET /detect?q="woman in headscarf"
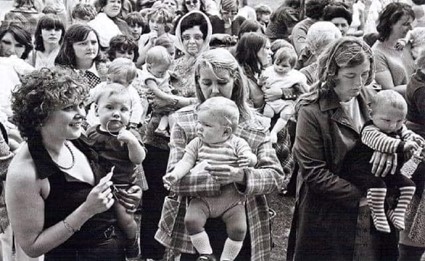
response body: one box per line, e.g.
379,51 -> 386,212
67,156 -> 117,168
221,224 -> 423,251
138,10 -> 212,261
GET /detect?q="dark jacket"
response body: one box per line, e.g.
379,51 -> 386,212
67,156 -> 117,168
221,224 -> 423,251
290,87 -> 374,260
406,69 -> 425,137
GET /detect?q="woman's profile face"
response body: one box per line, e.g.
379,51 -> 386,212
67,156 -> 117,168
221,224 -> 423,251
257,40 -> 272,67
41,27 -> 62,45
333,60 -> 370,102
0,32 -> 25,58
185,0 -> 200,12
103,0 -> 122,18
72,31 -> 99,63
198,65 -> 234,99
42,101 -> 86,140
391,14 -> 413,39
182,25 -> 204,56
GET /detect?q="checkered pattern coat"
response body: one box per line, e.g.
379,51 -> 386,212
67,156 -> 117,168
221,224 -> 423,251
155,105 -> 287,261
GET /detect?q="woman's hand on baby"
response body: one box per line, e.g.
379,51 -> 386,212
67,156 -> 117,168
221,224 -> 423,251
84,170 -> 115,217
116,185 -> 142,213
263,86 -> 283,102
206,165 -> 244,185
370,151 -> 397,177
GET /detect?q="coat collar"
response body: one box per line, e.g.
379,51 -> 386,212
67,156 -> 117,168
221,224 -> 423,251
318,86 -> 373,133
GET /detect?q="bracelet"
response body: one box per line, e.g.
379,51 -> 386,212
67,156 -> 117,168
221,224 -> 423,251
62,220 -> 80,234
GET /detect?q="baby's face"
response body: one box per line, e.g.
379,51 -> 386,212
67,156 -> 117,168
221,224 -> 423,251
274,59 -> 292,75
196,110 -> 228,144
97,93 -> 132,132
149,62 -> 170,78
371,105 -> 406,133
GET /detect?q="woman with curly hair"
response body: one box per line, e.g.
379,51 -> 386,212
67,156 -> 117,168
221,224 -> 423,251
5,68 -> 142,260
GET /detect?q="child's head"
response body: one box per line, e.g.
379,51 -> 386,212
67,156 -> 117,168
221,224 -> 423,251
146,46 -> 172,78
125,12 -> 146,41
107,34 -> 139,62
95,83 -> 132,131
107,57 -> 138,86
71,3 -> 97,24
273,46 -> 297,75
196,97 -> 239,144
154,34 -> 176,58
370,90 -> 408,134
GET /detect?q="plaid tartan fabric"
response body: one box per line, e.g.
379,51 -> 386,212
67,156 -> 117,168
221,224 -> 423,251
155,106 -> 287,260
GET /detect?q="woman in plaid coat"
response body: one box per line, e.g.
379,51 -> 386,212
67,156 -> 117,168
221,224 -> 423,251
154,48 -> 289,260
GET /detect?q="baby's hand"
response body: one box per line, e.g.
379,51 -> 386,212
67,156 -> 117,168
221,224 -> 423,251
238,152 -> 257,167
395,39 -> 407,51
117,129 -> 138,145
404,140 -> 420,154
163,173 -> 178,190
259,75 -> 268,87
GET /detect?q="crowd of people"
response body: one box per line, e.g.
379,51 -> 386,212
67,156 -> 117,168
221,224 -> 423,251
0,0 -> 424,260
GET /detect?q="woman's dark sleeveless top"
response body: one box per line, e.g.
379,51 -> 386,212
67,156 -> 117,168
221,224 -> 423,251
27,136 -> 117,252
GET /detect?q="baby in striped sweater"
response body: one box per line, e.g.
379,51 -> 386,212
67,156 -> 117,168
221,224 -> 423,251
343,90 -> 424,233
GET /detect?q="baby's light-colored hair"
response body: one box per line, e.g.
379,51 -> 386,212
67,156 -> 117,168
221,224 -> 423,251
370,90 -> 407,115
415,47 -> 425,69
146,46 -> 172,67
306,21 -> 342,54
94,83 -> 132,108
274,46 -> 297,68
107,58 -> 137,85
197,97 -> 239,132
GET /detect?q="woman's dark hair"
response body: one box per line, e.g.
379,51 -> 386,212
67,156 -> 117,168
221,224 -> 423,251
305,0 -> 331,20
34,14 -> 65,52
97,0 -> 124,10
107,34 -> 139,62
179,12 -> 209,40
181,0 -> 206,13
238,19 -> 264,39
0,23 -> 33,59
235,32 -> 268,76
55,24 -> 102,68
376,2 -> 414,41
125,11 -> 146,27
322,3 -> 352,25
11,68 -> 89,140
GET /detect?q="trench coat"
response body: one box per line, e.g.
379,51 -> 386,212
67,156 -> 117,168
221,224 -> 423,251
288,87 -> 395,260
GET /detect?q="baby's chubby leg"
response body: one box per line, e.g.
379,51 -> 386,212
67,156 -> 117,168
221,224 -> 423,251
185,198 -> 213,255
221,204 -> 247,260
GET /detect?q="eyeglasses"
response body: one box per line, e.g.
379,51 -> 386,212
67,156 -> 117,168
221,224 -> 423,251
185,0 -> 197,5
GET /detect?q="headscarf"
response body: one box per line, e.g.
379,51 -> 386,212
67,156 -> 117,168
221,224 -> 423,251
175,10 -> 212,56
